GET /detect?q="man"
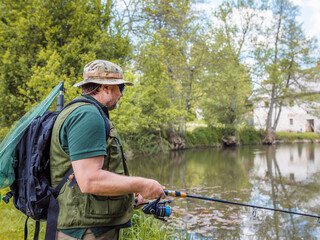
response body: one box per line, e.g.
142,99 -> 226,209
50,60 -> 166,240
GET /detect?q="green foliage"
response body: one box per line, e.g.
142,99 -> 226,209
219,126 -> 237,138
190,127 -> 221,146
0,0 -> 130,129
0,0 -> 318,153
238,127 -> 263,145
123,0 -> 207,135
251,0 -> 319,136
184,126 -> 264,147
199,2 -> 253,127
123,130 -> 171,154
110,71 -> 182,154
0,127 -> 10,142
184,127 -> 221,147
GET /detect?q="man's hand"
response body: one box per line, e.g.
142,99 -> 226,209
134,193 -> 146,209
138,179 -> 166,200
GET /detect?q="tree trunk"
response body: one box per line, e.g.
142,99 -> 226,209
264,130 -> 276,145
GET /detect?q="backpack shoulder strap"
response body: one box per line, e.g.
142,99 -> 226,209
62,99 -> 110,139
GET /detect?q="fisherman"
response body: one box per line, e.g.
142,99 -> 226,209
50,60 -> 166,240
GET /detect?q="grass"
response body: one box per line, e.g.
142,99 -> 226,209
120,211 -> 175,240
0,188 -> 46,240
276,132 -> 320,142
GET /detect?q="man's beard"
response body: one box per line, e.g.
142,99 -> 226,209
109,102 -> 118,110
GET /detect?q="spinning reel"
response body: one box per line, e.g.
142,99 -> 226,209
134,198 -> 171,221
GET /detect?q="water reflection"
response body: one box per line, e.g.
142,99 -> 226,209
253,144 -> 320,181
128,143 -> 320,239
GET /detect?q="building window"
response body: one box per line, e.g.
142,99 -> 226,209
290,119 -> 293,125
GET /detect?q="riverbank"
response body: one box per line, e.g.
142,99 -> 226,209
176,127 -> 320,151
121,126 -> 320,156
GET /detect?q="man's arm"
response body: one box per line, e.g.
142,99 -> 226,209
72,155 -> 166,200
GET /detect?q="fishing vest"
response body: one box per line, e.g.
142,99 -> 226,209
50,99 -> 133,229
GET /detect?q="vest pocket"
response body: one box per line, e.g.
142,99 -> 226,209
107,139 -> 125,175
84,194 -> 130,218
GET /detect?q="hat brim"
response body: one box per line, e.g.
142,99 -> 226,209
73,79 -> 134,87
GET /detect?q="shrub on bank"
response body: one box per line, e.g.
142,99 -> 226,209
184,126 -> 262,147
238,127 -> 263,145
184,126 -> 222,147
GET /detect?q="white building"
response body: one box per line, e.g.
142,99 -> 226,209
253,99 -> 320,133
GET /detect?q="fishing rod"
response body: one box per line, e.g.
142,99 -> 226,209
56,81 -> 65,111
136,190 -> 320,221
164,190 -> 320,220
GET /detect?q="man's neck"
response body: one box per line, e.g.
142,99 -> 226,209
89,93 -> 105,106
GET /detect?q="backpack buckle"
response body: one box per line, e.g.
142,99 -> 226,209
2,191 -> 13,204
68,174 -> 77,188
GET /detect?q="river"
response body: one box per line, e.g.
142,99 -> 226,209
127,143 -> 320,239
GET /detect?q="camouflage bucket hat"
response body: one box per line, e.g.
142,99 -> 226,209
73,60 -> 134,87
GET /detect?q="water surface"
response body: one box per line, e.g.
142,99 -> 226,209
127,143 -> 320,239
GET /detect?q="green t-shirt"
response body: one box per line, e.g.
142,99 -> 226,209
59,95 -> 131,239
59,97 -> 107,161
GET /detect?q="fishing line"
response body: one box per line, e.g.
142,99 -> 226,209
164,190 -> 320,220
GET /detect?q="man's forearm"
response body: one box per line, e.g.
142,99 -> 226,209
81,170 -> 147,196
72,156 -> 165,200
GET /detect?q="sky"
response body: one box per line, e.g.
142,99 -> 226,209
292,0 -> 320,41
196,0 -> 320,43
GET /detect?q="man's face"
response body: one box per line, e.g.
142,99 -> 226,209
104,85 -> 124,110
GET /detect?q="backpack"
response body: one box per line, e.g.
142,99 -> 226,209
2,98 -> 110,240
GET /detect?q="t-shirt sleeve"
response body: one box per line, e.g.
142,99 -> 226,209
60,105 -> 107,161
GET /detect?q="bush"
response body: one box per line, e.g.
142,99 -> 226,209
183,131 -> 197,147
238,127 -> 262,144
0,127 -> 10,142
121,129 -> 171,154
192,127 -> 210,145
183,127 -> 222,147
219,126 -> 237,138
183,126 -> 263,147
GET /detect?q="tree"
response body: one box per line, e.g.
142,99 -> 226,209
114,0 -> 208,136
0,0 -> 130,131
252,0 -> 319,143
135,0 -> 207,127
200,1 -> 253,128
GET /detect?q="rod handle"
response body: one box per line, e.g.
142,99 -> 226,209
164,190 -> 187,197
